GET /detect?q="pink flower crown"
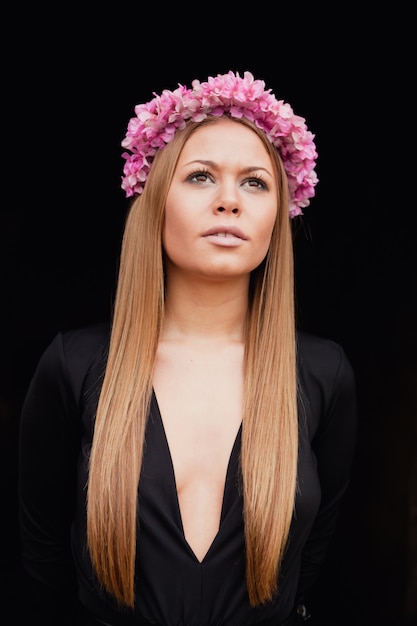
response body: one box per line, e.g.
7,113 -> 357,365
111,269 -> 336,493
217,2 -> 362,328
121,71 -> 318,218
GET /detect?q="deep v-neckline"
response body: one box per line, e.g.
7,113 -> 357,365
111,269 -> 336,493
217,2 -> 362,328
150,389 -> 242,563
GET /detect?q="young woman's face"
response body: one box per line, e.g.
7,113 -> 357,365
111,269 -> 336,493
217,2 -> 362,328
163,118 -> 278,282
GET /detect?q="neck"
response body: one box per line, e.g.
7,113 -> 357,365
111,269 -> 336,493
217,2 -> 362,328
162,274 -> 249,342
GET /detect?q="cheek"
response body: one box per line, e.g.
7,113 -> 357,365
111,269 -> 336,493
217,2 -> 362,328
163,209 -> 185,240
161,206 -> 191,260
258,207 -> 278,245
256,214 -> 277,262
164,187 -> 189,237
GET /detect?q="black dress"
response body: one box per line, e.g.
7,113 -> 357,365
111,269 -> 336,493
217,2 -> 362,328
18,324 -> 357,625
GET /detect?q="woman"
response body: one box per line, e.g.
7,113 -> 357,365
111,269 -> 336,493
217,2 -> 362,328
18,71 -> 357,625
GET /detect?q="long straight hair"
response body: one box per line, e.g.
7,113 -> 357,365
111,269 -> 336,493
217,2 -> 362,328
87,116 -> 298,608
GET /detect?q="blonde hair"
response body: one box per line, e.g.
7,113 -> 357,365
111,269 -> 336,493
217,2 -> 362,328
87,116 -> 298,608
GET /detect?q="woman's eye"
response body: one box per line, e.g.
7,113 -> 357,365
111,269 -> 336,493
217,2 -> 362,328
187,170 -> 211,184
245,177 -> 268,190
185,172 -> 268,190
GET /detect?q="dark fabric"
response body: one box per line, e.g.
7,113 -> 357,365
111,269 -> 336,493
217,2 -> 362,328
18,324 -> 357,625
73,600 -> 301,625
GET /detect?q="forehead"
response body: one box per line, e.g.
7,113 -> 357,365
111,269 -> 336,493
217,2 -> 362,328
179,117 -> 272,164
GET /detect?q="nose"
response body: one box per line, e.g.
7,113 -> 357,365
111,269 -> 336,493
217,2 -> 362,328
214,190 -> 241,215
213,179 -> 241,215
216,205 -> 239,214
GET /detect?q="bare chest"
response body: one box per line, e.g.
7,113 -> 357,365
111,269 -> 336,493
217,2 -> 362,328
152,340 -> 244,560
153,342 -> 243,478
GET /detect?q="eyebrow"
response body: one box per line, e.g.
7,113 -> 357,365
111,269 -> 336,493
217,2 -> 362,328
183,159 -> 273,177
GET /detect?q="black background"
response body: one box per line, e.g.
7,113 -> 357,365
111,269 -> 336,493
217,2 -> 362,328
1,6 -> 415,625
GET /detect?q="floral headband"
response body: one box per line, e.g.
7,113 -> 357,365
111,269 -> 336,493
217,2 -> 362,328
121,71 -> 318,218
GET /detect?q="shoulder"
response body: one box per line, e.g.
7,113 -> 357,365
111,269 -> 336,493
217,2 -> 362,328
57,322 -> 110,359
296,330 -> 356,409
296,332 -> 357,447
22,323 -> 111,429
297,330 -> 354,376
33,323 -> 111,399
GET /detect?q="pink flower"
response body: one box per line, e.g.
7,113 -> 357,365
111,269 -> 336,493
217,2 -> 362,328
121,71 -> 318,217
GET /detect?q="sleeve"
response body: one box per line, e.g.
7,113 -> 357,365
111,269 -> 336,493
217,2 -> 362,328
296,342 -> 358,604
18,332 -> 80,623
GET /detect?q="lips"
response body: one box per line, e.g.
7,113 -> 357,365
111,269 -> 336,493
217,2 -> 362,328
203,226 -> 247,240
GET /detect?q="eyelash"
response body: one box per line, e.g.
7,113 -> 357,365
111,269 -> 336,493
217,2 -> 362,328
186,168 -> 212,184
185,169 -> 268,190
